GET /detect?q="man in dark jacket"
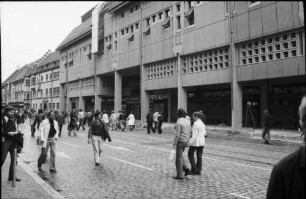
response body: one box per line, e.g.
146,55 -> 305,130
262,110 -> 271,144
1,106 -> 22,181
146,109 -> 154,134
56,111 -> 66,137
266,95 -> 305,199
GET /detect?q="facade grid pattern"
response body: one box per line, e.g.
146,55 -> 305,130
182,47 -> 230,74
146,58 -> 177,80
239,30 -> 304,66
69,81 -> 79,91
82,77 -> 94,89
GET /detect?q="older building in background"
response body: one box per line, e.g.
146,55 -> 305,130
29,51 -> 61,111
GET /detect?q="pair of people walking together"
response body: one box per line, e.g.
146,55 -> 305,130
173,109 -> 206,179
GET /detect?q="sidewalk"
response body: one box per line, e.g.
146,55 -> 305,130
1,150 -> 65,199
138,122 -> 305,145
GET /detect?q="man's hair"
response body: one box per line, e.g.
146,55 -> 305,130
177,108 -> 186,118
94,112 -> 101,118
193,111 -> 200,118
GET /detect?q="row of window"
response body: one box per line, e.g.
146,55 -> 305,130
146,59 -> 176,80
32,102 -> 59,111
61,44 -> 92,67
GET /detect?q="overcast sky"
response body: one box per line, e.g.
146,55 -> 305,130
0,1 -> 99,82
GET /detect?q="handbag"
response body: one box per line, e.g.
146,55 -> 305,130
38,148 -> 47,164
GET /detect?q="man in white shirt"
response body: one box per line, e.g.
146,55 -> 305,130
187,111 -> 206,175
77,109 -> 86,131
102,110 -> 109,127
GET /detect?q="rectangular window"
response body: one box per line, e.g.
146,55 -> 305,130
121,12 -> 124,19
114,32 -> 118,39
109,35 -> 112,42
135,23 -> 139,30
176,3 -> 181,12
114,41 -> 118,51
125,27 -> 129,34
152,15 -> 156,23
135,5 -> 140,11
41,76 -> 43,82
121,29 -> 125,36
165,9 -> 170,18
46,89 -> 48,97
146,18 -> 150,27
130,25 -> 134,33
57,103 -> 59,110
130,7 -> 134,14
177,15 -> 181,30
158,12 -> 163,20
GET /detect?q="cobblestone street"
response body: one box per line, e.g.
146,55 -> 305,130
9,121 -> 299,199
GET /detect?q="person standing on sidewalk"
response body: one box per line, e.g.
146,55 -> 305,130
34,109 -> 45,145
118,110 -> 126,131
262,110 -> 271,144
153,111 -> 159,133
146,109 -> 154,134
1,106 -> 22,181
68,109 -> 78,136
110,110 -> 118,130
266,95 -> 306,199
77,109 -> 86,131
102,110 -> 110,128
127,111 -> 135,131
56,111 -> 65,137
173,108 -> 191,180
88,111 -> 105,166
187,111 -> 206,175
30,109 -> 37,137
157,111 -> 164,134
37,111 -> 59,172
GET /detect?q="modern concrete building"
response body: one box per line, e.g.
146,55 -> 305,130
58,1 -> 305,130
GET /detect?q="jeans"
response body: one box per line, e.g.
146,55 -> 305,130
147,122 -> 154,134
58,125 -> 63,137
91,135 -> 103,163
1,139 -> 17,179
188,146 -> 204,174
77,118 -> 85,131
157,120 -> 163,134
175,141 -> 189,178
262,127 -> 270,142
45,138 -> 56,170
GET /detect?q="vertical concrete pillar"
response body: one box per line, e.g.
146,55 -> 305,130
114,70 -> 122,113
140,65 -> 149,124
68,98 -> 72,111
94,76 -> 101,112
260,82 -> 268,128
167,92 -> 172,122
177,55 -> 187,111
59,84 -> 65,111
232,81 -> 243,131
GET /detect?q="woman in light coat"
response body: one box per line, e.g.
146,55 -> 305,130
109,110 -> 117,130
127,111 -> 135,131
187,111 -> 206,175
38,111 -> 59,172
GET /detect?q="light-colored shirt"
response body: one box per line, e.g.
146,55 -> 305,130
189,119 -> 206,147
102,113 -> 109,123
127,114 -> 135,125
173,117 -> 191,147
153,112 -> 159,122
78,111 -> 85,119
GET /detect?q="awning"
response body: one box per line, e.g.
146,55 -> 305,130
68,58 -> 73,63
162,17 -> 170,28
127,34 -> 134,41
106,43 -> 112,49
143,27 -> 150,36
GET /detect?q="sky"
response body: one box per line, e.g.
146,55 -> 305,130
0,1 -> 99,83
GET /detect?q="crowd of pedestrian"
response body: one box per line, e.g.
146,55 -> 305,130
1,95 -> 305,198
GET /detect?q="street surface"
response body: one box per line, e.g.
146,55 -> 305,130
18,120 -> 299,199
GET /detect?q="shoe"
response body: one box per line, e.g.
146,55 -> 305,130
8,178 -> 21,181
184,169 -> 190,176
50,169 -> 57,173
173,176 -> 183,180
95,162 -> 100,166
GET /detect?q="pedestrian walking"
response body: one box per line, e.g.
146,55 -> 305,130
118,110 -> 126,131
266,95 -> 306,199
102,110 -> 110,127
173,108 -> 191,180
34,109 -> 45,145
88,111 -> 111,166
30,109 -> 37,137
86,110 -> 94,127
37,111 -> 59,172
146,109 -> 154,134
262,109 -> 271,144
68,109 -> 78,136
56,111 -> 65,137
77,109 -> 86,131
187,111 -> 206,175
1,106 -> 23,182
157,111 -> 164,134
127,111 -> 135,131
153,111 -> 159,133
15,109 -> 25,134
110,110 -> 118,130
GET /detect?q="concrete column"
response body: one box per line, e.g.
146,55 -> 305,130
59,84 -> 65,111
94,76 -> 101,112
232,81 -> 243,130
114,70 -> 122,113
177,55 -> 187,111
167,92 -> 172,122
68,98 -> 72,111
140,65 -> 149,124
260,82 -> 268,128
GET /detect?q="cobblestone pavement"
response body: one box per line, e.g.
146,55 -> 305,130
16,121 -> 300,199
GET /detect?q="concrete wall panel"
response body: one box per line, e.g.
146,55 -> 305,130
267,60 -> 282,78
262,3 -> 278,34
277,1 -> 293,31
249,8 -> 263,37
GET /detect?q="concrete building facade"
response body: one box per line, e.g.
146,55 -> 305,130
58,1 -> 305,130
